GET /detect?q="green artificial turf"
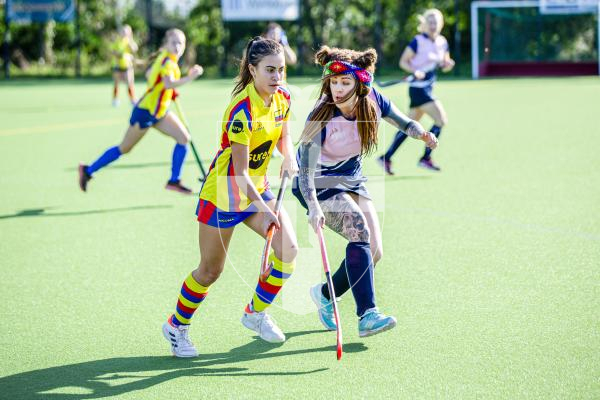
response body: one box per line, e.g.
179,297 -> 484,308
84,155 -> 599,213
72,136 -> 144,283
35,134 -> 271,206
0,76 -> 598,399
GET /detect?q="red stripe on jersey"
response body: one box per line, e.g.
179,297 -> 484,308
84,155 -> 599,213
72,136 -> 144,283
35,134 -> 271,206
227,160 -> 242,212
220,130 -> 230,150
154,89 -> 166,116
207,149 -> 224,174
277,86 -> 291,100
197,199 -> 216,224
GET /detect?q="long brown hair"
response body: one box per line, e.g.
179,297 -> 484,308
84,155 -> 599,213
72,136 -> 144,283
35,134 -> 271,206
232,36 -> 283,97
300,45 -> 379,156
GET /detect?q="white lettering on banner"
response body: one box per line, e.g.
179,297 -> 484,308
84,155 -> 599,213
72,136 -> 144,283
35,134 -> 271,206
540,0 -> 600,14
13,3 -> 66,13
221,0 -> 299,21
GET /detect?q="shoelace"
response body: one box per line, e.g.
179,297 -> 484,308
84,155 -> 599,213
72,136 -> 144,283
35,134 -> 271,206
258,313 -> 278,332
177,326 -> 194,347
362,307 -> 381,322
320,300 -> 334,315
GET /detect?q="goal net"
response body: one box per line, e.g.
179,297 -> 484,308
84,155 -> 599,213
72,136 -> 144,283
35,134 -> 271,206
471,0 -> 600,78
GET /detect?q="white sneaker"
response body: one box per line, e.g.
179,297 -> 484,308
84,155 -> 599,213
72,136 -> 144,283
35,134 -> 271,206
162,317 -> 198,357
241,310 -> 286,343
112,98 -> 120,107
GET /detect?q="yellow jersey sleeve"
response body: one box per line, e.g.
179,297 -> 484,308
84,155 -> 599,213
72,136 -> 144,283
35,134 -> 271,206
224,98 -> 253,146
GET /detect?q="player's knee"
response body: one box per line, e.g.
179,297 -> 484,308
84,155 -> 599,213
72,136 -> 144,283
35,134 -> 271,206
353,224 -> 370,243
341,212 -> 371,243
437,115 -> 448,127
179,133 -> 190,145
197,261 -> 224,285
274,241 -> 298,264
202,268 -> 222,285
118,144 -> 133,154
372,246 -> 383,264
285,242 -> 298,262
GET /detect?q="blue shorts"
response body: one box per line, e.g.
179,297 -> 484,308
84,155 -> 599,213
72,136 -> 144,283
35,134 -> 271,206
409,85 -> 435,108
129,106 -> 162,129
113,67 -> 129,73
196,190 -> 276,228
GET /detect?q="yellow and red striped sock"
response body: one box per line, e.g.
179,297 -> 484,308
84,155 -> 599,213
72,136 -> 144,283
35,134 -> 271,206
249,252 -> 295,313
171,273 -> 209,326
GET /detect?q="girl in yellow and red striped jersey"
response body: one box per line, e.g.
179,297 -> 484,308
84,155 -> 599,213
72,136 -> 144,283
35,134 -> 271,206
162,37 -> 299,357
79,29 -> 203,194
111,24 -> 138,107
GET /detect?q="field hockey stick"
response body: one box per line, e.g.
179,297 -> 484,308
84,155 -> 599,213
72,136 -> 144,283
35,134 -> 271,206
316,225 -> 343,360
173,99 -> 208,182
259,171 -> 290,282
375,64 -> 443,88
374,74 -> 415,88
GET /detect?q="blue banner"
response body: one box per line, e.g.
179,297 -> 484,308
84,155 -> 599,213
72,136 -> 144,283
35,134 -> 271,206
6,0 -> 75,23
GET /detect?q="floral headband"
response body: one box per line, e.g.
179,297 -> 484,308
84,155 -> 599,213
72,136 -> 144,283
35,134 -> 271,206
322,60 -> 374,87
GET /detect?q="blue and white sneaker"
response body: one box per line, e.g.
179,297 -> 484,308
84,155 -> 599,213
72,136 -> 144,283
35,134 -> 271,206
358,308 -> 397,337
309,284 -> 337,331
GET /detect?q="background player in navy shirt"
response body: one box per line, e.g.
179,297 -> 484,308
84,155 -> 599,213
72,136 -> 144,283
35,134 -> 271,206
378,8 -> 455,173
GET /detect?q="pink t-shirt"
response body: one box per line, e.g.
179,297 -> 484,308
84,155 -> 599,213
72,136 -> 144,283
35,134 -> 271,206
317,88 -> 391,164
408,33 -> 448,73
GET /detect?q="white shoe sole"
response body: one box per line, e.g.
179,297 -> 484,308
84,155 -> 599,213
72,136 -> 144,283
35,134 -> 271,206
309,286 -> 337,331
359,318 -> 397,338
241,314 -> 286,343
162,323 -> 198,358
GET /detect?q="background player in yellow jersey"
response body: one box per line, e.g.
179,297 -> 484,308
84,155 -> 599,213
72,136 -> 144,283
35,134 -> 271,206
162,37 -> 299,357
79,29 -> 203,194
111,25 -> 138,107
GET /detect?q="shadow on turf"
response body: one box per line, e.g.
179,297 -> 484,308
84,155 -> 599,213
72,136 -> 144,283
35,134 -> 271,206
64,160 -> 212,172
0,205 -> 172,220
0,330 -> 367,399
382,175 -> 433,181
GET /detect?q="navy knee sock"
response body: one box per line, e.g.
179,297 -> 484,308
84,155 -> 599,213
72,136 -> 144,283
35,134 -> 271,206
170,143 -> 188,182
422,125 -> 441,160
345,242 -> 376,317
384,130 -> 408,161
87,146 -> 122,176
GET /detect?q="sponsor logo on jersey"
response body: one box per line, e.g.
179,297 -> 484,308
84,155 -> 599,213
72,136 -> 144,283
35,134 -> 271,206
248,140 -> 273,169
231,119 -> 244,134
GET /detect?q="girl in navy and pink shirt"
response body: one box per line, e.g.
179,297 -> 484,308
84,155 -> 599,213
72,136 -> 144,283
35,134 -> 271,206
379,8 -> 455,173
294,45 -> 438,337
